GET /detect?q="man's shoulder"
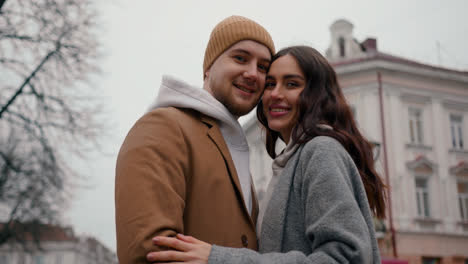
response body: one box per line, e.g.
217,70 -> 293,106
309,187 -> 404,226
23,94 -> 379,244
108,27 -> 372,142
134,107 -> 204,127
144,107 -> 198,120
120,108 -> 205,152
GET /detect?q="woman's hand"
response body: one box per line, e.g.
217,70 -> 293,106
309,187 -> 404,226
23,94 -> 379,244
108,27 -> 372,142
146,234 -> 212,264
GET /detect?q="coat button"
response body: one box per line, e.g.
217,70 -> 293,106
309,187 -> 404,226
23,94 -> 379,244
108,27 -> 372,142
241,235 -> 248,247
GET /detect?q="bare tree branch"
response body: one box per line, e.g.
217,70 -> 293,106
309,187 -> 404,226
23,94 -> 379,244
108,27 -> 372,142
0,0 -> 105,247
0,0 -> 6,12
0,48 -> 59,119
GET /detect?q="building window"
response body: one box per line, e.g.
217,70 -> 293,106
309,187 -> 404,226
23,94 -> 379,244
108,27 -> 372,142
409,108 -> 424,144
415,177 -> 430,217
450,114 -> 464,149
55,253 -> 64,264
458,181 -> 468,221
349,105 -> 357,123
338,36 -> 345,57
0,255 -> 8,264
34,255 -> 44,264
422,257 -> 441,264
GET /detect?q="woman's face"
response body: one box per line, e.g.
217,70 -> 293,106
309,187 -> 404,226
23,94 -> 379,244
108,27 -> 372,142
262,54 -> 305,143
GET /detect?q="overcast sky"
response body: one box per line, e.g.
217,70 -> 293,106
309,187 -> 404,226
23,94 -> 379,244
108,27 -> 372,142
65,0 -> 468,251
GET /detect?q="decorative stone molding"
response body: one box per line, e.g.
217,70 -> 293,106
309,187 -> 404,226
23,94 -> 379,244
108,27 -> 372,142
406,155 -> 437,174
405,143 -> 433,151
449,161 -> 468,176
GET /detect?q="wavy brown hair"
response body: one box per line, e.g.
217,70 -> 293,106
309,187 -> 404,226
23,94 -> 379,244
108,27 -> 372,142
256,46 -> 387,218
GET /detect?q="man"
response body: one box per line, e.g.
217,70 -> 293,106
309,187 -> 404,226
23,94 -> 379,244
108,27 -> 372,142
115,15 -> 275,263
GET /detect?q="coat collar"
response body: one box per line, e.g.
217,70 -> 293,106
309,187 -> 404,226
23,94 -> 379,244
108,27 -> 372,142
259,145 -> 303,252
200,115 -> 259,228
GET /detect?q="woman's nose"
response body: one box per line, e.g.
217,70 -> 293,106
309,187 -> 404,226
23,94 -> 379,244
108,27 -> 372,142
270,85 -> 283,99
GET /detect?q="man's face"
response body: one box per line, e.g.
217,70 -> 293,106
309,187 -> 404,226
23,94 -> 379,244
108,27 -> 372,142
204,40 -> 271,117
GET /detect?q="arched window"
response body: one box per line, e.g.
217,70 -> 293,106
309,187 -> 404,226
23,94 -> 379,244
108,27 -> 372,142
338,36 -> 345,57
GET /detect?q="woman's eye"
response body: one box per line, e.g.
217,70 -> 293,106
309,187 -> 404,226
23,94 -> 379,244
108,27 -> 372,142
265,82 -> 275,89
287,82 -> 298,87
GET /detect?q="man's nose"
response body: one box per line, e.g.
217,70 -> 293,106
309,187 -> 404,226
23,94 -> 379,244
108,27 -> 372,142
242,63 -> 259,83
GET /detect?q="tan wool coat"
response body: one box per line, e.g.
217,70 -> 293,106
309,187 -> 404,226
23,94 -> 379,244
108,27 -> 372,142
115,107 -> 258,264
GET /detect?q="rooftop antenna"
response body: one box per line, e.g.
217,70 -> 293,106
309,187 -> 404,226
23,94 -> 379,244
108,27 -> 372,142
436,40 -> 442,66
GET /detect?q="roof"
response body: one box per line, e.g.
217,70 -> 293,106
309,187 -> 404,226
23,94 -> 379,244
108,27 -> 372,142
381,258 -> 409,264
331,51 -> 468,76
0,221 -> 77,242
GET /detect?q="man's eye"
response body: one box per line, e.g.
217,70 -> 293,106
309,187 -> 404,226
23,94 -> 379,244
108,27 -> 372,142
258,64 -> 268,72
234,55 -> 246,62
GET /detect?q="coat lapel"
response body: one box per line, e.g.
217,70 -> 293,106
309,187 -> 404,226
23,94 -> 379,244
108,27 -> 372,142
251,179 -> 259,226
259,145 -> 303,252
201,116 -> 255,226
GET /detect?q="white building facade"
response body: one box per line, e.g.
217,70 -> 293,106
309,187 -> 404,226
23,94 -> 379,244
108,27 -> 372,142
0,223 -> 117,264
244,19 -> 468,264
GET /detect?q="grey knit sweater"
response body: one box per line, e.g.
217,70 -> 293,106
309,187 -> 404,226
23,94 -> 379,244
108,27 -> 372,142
208,136 -> 381,264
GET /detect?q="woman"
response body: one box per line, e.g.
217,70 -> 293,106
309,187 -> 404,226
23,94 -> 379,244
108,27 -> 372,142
146,46 -> 387,264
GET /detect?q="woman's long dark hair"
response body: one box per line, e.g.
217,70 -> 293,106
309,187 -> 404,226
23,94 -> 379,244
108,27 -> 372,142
257,46 -> 387,219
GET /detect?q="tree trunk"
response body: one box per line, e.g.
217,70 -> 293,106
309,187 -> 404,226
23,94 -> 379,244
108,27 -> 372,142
0,0 -> 6,12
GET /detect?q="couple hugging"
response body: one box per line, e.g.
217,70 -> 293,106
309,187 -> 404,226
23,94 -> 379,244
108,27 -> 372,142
116,15 -> 386,264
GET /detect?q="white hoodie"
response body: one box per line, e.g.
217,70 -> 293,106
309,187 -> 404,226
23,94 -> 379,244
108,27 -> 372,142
148,75 -> 253,215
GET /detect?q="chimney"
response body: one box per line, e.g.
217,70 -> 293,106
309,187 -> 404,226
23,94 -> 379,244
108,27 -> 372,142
361,38 -> 377,52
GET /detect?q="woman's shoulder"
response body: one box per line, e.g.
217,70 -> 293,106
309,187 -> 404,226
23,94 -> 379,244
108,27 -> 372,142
301,136 -> 347,155
297,136 -> 356,172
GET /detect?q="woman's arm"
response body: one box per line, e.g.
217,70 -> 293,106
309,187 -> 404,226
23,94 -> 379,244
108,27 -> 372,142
147,137 -> 377,264
147,234 -> 315,264
209,138 -> 375,264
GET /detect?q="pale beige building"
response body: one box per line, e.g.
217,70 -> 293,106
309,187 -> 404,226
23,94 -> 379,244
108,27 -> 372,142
244,19 -> 468,264
0,222 -> 117,264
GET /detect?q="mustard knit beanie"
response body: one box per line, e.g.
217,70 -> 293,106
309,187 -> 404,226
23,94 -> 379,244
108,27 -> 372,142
203,15 -> 275,77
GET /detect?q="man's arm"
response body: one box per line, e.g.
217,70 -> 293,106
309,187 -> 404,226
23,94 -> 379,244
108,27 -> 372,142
115,109 -> 188,264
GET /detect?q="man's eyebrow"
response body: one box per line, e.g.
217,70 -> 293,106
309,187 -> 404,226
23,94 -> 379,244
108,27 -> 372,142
230,49 -> 271,63
230,49 -> 251,55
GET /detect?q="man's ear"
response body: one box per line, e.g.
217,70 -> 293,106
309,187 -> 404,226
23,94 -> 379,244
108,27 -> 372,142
204,69 -> 210,80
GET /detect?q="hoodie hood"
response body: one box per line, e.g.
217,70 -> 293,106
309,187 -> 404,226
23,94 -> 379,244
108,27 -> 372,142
148,75 -> 253,215
148,75 -> 248,149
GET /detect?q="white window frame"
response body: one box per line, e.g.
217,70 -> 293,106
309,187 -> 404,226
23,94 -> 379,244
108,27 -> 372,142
450,114 -> 464,149
458,179 -> 468,221
415,176 -> 430,218
409,107 -> 424,144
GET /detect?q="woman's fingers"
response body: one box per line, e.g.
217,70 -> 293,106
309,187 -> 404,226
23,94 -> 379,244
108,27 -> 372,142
176,233 -> 199,243
148,235 -> 211,264
153,236 -> 191,251
146,250 -> 186,262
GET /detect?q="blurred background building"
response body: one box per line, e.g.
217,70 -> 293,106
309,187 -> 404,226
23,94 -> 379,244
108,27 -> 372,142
0,222 -> 117,264
245,19 -> 468,264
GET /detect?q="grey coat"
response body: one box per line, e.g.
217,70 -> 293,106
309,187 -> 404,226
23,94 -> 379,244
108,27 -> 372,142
208,136 -> 381,264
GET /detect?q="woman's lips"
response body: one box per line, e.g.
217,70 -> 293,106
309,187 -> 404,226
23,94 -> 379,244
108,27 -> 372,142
268,105 -> 290,117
